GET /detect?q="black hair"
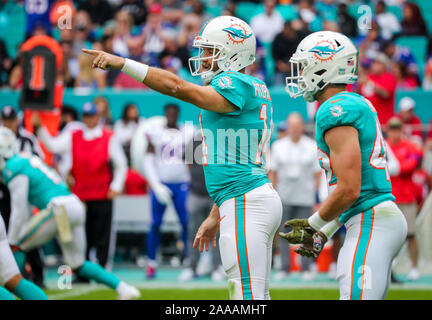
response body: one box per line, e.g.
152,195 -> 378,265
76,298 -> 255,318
164,103 -> 180,113
61,105 -> 78,121
121,103 -> 139,123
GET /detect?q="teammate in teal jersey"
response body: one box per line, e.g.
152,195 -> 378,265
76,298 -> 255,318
83,16 -> 282,300
280,31 -> 407,300
0,214 -> 47,300
0,127 -> 140,300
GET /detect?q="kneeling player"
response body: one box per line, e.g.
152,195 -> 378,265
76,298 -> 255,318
280,31 -> 407,300
0,127 -> 140,300
0,214 -> 47,300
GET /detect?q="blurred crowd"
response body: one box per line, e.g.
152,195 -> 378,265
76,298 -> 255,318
0,0 -> 431,90
0,0 -> 432,284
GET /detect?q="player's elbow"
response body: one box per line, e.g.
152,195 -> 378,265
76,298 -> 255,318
342,185 -> 360,203
164,77 -> 182,96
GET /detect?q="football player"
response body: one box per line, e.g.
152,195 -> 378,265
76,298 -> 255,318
280,31 -> 407,300
0,127 -> 140,300
0,214 -> 47,300
83,16 -> 282,300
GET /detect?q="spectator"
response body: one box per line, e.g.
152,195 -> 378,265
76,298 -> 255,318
0,39 -> 11,87
94,96 -> 113,127
139,3 -> 172,67
392,61 -> 419,90
272,21 -> 307,86
114,103 -> 144,154
422,58 -> 432,91
401,2 -> 427,36
250,0 -> 284,44
396,97 -> 423,146
72,10 -> 94,56
358,53 -> 397,125
337,2 -> 357,39
268,112 -> 322,281
116,0 -> 147,26
382,40 -> 418,77
178,131 -> 223,282
112,10 -> 135,58
315,0 -> 337,23
98,34 -> 121,87
78,0 -> 113,26
113,38 -> 148,89
177,13 -> 202,54
24,0 -> 54,38
297,0 -> 321,32
35,102 -> 128,270
75,53 -> 106,89
375,0 -> 401,40
386,117 -> 422,281
159,29 -> 190,70
357,20 -> 384,62
8,52 -> 23,90
60,39 -> 78,88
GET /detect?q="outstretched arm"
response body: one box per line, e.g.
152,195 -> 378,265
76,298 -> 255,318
82,49 -> 237,114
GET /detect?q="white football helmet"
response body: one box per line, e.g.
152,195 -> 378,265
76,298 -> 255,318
0,127 -> 17,169
188,16 -> 256,84
285,31 -> 358,102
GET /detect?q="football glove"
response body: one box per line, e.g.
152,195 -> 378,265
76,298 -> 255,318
294,231 -> 328,258
152,183 -> 173,205
279,218 -> 317,244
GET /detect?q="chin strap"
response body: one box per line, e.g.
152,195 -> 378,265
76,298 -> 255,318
201,69 -> 224,85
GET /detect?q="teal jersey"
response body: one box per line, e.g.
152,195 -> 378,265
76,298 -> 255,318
315,91 -> 395,224
2,153 -> 71,210
200,71 -> 273,206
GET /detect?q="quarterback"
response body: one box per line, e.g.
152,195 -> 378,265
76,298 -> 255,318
280,31 -> 407,300
83,16 -> 282,300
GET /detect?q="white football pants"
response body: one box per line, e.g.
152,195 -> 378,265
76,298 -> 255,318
0,215 -> 20,285
14,194 -> 87,270
219,183 -> 282,300
337,200 -> 407,300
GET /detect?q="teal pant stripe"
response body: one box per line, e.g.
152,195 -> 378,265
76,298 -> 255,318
351,208 -> 374,300
17,211 -> 54,246
235,195 -> 252,300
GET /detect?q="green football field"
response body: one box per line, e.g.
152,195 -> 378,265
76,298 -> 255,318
44,287 -> 432,300
42,267 -> 432,300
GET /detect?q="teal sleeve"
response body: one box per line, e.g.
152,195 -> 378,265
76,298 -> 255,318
316,101 -> 363,134
210,72 -> 250,114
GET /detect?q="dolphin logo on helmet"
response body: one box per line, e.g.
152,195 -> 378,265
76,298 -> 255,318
285,31 -> 358,102
188,16 -> 256,84
222,26 -> 252,44
309,45 -> 344,57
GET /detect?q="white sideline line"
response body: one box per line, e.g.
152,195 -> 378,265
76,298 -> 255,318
47,284 -> 106,300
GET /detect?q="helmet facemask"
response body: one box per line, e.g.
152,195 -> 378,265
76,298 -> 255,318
285,31 -> 359,103
189,39 -> 226,84
285,55 -> 326,103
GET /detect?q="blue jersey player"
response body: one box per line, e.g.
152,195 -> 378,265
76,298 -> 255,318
280,31 -> 407,300
83,16 -> 283,300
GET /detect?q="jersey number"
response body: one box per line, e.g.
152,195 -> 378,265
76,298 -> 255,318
255,103 -> 273,164
365,99 -> 390,181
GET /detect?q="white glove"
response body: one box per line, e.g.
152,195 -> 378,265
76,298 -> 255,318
152,183 -> 173,205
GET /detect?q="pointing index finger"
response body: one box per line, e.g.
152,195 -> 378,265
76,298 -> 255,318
82,48 -> 100,56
